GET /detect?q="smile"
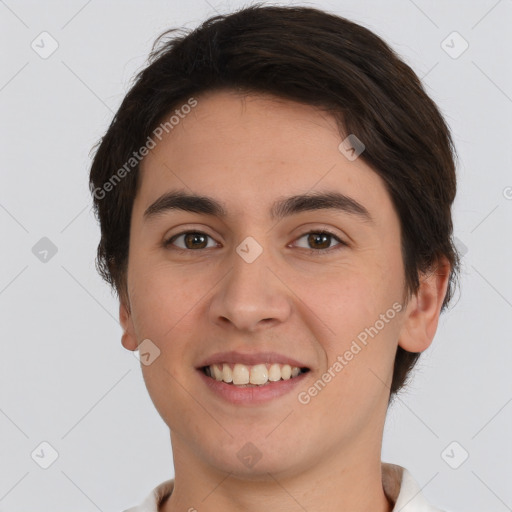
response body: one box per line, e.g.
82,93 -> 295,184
202,362 -> 309,386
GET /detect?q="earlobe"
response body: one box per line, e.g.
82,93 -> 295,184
398,257 -> 451,353
119,301 -> 138,351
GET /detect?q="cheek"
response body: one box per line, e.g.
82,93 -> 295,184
305,270 -> 378,339
129,263 -> 205,429
301,269 -> 400,391
128,258 -> 204,342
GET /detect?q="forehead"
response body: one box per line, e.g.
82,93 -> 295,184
135,90 -> 392,222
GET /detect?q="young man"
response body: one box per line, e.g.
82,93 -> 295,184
89,5 -> 460,511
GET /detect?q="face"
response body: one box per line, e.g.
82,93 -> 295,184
120,90 -> 434,479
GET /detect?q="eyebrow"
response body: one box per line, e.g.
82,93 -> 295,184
143,189 -> 373,224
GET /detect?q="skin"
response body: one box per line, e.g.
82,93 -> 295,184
119,90 -> 450,512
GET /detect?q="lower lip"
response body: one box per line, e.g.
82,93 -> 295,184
197,368 -> 309,405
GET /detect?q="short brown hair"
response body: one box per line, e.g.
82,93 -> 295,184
89,4 -> 461,398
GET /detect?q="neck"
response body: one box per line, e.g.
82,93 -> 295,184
161,432 -> 393,512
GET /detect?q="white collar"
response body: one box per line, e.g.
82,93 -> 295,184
382,463 -> 445,511
124,462 -> 445,512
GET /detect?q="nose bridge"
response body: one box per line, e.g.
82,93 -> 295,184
209,235 -> 291,331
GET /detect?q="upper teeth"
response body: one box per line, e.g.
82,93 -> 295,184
206,363 -> 303,386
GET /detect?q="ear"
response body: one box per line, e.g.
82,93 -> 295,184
120,300 -> 138,351
398,256 -> 451,353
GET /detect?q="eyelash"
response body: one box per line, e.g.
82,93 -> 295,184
163,230 -> 347,256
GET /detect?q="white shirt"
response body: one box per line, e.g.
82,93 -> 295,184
123,462 -> 446,512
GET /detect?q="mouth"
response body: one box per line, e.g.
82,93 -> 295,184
200,362 -> 310,387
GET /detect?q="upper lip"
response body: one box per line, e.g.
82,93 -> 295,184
197,351 -> 309,369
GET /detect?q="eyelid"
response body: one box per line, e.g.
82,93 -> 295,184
163,223 -> 219,242
164,230 -> 219,250
290,229 -> 347,253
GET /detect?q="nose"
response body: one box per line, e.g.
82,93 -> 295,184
208,243 -> 292,333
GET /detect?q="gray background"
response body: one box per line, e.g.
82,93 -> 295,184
0,0 -> 511,511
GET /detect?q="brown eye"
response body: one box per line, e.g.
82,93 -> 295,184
307,233 -> 332,249
165,231 -> 217,250
293,230 -> 346,254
